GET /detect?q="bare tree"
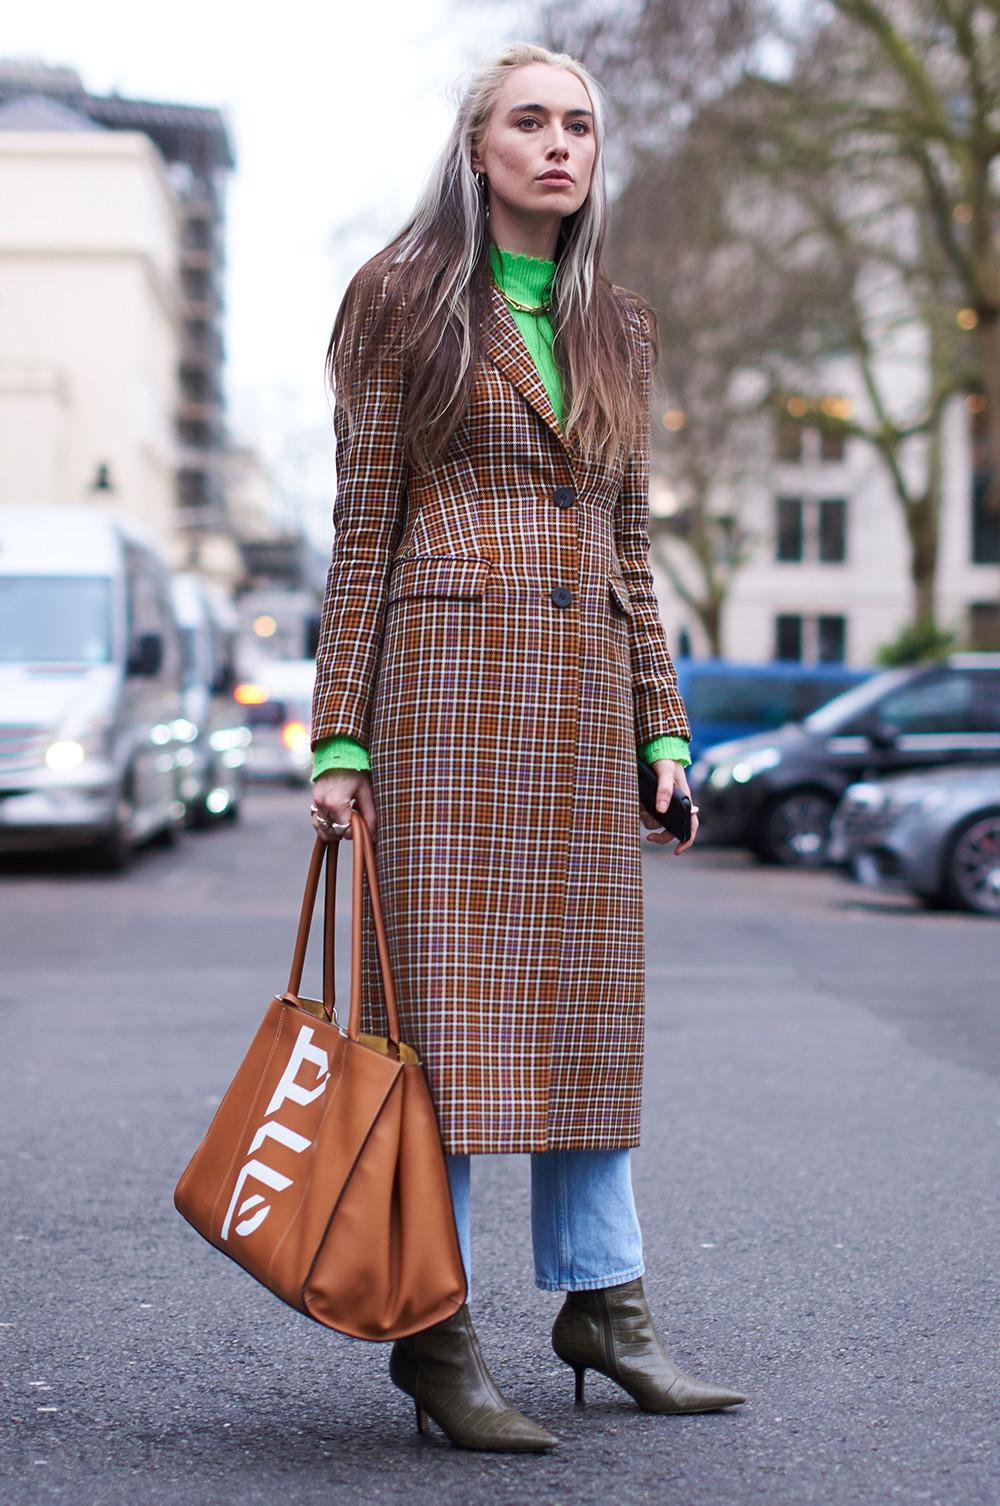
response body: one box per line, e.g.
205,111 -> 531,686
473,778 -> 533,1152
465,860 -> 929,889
525,0 -> 782,649
721,89 -> 971,627
609,123 -> 843,651
755,0 -> 1000,507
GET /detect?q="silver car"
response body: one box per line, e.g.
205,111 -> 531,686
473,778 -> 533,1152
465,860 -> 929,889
238,658 -> 315,785
830,763 -> 1000,915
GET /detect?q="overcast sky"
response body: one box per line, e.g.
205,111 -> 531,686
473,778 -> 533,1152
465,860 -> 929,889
3,0 -> 533,541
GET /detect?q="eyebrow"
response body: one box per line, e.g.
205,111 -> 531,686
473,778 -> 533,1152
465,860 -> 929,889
506,102 -> 594,118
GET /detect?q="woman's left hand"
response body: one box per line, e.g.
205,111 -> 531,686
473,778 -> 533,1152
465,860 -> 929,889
639,759 -> 700,855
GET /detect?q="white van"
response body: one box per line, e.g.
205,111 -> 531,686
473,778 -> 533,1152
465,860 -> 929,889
0,504 -> 185,866
170,573 -> 249,825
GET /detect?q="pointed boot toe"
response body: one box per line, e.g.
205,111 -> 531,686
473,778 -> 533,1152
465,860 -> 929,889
637,1367 -> 747,1414
475,1410 -> 559,1451
551,1276 -> 745,1416
390,1303 -> 559,1452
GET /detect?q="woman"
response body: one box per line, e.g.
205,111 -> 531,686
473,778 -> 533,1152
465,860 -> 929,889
308,42 -> 745,1452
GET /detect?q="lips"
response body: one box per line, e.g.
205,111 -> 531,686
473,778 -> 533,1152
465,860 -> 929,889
538,172 -> 573,183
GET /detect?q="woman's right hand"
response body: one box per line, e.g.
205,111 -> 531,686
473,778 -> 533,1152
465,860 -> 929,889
310,770 -> 377,843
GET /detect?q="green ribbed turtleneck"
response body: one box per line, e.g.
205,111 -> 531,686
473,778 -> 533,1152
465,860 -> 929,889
489,242 -> 563,428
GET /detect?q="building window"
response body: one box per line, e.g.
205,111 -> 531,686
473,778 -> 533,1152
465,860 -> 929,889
774,613 -> 847,664
776,416 -> 804,463
819,429 -> 846,463
818,498 -> 847,562
775,497 -> 804,562
775,614 -> 803,661
970,405 -> 1000,562
818,614 -> 846,662
775,412 -> 850,467
969,602 -> 1000,651
971,476 -> 1000,564
774,496 -> 848,564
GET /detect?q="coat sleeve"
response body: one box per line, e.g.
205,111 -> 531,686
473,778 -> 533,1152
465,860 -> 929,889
614,302 -> 692,748
310,281 -> 408,749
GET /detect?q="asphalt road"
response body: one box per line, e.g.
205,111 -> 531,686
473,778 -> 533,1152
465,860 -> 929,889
1,785 -> 997,1506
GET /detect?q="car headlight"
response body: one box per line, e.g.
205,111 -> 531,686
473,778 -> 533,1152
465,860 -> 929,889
209,726 -> 252,752
711,746 -> 782,788
45,739 -> 87,771
841,782 -> 885,812
45,718 -> 111,769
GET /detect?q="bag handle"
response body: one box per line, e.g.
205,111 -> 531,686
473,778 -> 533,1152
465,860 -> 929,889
351,810 -> 402,1051
284,810 -> 401,1053
286,834 -> 337,1016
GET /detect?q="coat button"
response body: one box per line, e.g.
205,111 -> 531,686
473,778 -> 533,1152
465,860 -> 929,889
553,486 -> 575,508
551,586 -> 573,608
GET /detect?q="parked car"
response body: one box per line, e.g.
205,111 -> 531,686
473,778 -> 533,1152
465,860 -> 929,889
688,654 -> 1000,866
829,763 -> 1000,915
238,658 -> 315,785
170,574 -> 249,826
0,504 -> 185,867
675,658 -> 871,760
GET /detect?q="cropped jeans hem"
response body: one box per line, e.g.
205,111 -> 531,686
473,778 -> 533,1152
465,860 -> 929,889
534,1258 -> 646,1294
445,1147 -> 645,1298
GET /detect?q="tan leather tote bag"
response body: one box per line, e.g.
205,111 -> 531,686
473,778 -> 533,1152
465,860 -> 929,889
173,808 -> 467,1341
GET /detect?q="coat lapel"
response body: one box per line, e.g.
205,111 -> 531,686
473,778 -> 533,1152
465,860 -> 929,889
485,284 -> 573,457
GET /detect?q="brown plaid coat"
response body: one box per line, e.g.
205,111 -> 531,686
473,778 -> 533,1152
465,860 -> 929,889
311,279 -> 691,1154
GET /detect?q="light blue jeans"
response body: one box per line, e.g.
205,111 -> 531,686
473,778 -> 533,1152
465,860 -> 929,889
445,1149 -> 645,1296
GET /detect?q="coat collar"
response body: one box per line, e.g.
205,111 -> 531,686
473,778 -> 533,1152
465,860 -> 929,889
485,283 -> 574,457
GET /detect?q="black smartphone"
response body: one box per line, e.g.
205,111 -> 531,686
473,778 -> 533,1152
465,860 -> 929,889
636,755 -> 693,843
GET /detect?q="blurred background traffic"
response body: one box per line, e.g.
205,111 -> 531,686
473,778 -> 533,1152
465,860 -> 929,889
1,2 -> 998,914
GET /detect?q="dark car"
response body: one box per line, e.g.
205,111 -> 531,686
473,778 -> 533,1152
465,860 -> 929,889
688,654 -> 1000,866
675,658 -> 871,760
829,763 -> 1000,915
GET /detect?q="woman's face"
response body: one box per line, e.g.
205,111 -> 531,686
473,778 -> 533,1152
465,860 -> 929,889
472,62 -> 597,223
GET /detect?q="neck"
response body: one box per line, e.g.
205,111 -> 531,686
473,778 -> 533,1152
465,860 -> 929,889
487,197 -> 561,261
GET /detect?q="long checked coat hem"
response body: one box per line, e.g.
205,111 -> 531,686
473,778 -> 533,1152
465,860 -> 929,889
310,276 -> 692,1154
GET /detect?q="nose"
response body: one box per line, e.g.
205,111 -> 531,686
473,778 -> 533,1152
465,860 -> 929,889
545,127 -> 570,160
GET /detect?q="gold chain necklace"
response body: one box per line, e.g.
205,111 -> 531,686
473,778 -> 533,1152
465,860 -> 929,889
492,275 -> 552,317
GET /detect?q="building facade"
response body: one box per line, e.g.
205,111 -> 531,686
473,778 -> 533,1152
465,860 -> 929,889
0,61 -> 236,566
657,363 -> 1000,668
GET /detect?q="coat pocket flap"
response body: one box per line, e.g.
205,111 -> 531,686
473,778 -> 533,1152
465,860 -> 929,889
388,556 -> 494,602
608,574 -> 634,618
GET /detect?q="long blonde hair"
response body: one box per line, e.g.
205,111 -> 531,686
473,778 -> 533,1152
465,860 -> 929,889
327,41 -> 654,473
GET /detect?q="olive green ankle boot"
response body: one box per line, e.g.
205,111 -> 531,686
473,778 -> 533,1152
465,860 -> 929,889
389,1302 -> 559,1451
551,1276 -> 746,1414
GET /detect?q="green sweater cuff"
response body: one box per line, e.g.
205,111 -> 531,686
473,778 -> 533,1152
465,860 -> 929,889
640,735 -> 691,767
312,734 -> 370,780
313,733 -> 689,777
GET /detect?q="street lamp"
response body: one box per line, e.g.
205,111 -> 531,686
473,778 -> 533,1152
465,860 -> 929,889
89,462 -> 115,493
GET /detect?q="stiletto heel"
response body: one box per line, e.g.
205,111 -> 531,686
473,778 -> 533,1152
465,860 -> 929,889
552,1278 -> 745,1415
389,1303 -> 559,1451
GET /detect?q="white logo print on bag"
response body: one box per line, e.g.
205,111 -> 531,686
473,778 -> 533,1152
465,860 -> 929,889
220,1024 -> 331,1241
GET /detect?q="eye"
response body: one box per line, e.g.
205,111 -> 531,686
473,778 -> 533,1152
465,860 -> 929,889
568,121 -> 590,135
516,116 -> 541,130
